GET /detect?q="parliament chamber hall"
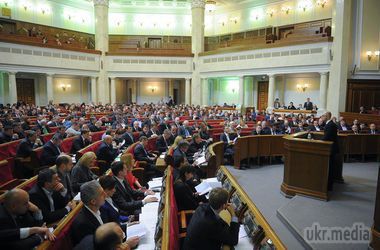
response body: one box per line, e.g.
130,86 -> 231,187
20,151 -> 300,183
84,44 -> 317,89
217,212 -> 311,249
1,0 -> 380,249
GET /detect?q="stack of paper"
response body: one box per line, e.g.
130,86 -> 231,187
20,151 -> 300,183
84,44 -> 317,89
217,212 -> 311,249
127,223 -> 147,239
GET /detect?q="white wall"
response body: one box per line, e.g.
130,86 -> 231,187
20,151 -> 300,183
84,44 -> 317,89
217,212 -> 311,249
283,73 -> 320,108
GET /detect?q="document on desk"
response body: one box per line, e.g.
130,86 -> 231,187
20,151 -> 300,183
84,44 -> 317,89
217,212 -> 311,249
127,223 -> 147,239
239,224 -> 248,238
73,192 -> 81,201
148,179 -> 162,189
204,178 -> 222,188
194,155 -> 207,166
195,181 -> 212,195
145,193 -> 160,200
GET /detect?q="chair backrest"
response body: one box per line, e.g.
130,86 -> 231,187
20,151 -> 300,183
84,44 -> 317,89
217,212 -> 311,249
147,136 -> 158,152
60,136 -> 78,154
91,131 -> 105,142
0,159 -> 13,186
41,132 -> 55,143
76,140 -> 103,161
0,139 -> 22,160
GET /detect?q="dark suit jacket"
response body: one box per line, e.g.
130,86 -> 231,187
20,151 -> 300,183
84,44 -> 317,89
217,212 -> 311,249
96,142 -> 118,166
252,131 -> 263,135
0,204 -> 43,250
0,132 -> 12,144
40,140 -> 61,166
134,143 -> 154,164
261,127 -> 272,135
179,126 -> 193,138
122,132 -> 135,148
73,234 -> 94,250
159,123 -> 170,134
183,204 -> 239,250
156,135 -> 173,154
100,200 -> 127,232
71,206 -> 103,247
16,138 -> 34,158
111,177 -> 145,215
323,120 -> 339,153
88,124 -> 101,132
304,101 -> 313,110
173,179 -> 199,211
338,124 -> 351,131
173,147 -> 188,167
71,136 -> 91,154
71,163 -> 98,194
29,185 -> 69,224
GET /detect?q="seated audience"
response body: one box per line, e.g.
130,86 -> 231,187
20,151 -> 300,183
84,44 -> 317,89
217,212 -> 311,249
121,153 -> 143,190
188,133 -> 206,157
173,140 -> 191,167
338,120 -> 350,131
179,120 -> 193,138
139,124 -> 153,139
16,130 -> 37,158
352,124 -> 360,134
122,125 -> 135,148
71,180 -> 106,247
295,122 -> 306,133
29,169 -> 76,224
71,129 -> 92,154
71,152 -> 98,194
309,120 -> 322,132
66,122 -> 81,137
184,187 -> 239,249
174,165 -> 203,211
0,189 -> 55,249
111,161 -> 157,216
288,102 -> 296,110
40,133 -> 63,166
73,222 -> 139,250
252,125 -> 263,135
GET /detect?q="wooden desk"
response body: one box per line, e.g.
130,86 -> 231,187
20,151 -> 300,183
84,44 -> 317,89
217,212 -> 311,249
273,109 -> 317,115
340,112 -> 380,126
156,156 -> 167,172
281,132 -> 332,200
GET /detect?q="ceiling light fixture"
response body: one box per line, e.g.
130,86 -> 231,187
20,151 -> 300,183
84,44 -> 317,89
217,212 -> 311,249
205,0 -> 216,13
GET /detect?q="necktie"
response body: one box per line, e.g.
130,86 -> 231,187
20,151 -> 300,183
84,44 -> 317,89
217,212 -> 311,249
185,129 -> 190,137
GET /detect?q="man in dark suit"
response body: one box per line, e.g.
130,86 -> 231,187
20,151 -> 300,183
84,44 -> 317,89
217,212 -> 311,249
173,140 -> 191,167
139,124 -> 153,139
53,154 -> 75,201
111,162 -> 157,216
159,117 -> 171,134
308,120 -> 322,132
337,120 -> 350,131
188,133 -> 206,157
304,97 -> 313,110
71,129 -> 91,154
184,187 -> 239,250
71,180 -> 106,247
40,133 -> 63,166
156,129 -> 174,154
0,189 -> 55,249
122,125 -> 135,148
295,122 -> 306,133
134,136 -> 163,179
16,130 -> 37,158
369,123 -> 378,134
29,169 -> 76,224
322,112 -> 340,191
89,120 -> 102,132
0,126 -> 14,144
96,135 -> 119,168
260,121 -> 272,135
179,120 -> 194,138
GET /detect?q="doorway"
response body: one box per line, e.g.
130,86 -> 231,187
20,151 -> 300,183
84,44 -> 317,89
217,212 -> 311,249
257,81 -> 268,111
16,78 -> 35,105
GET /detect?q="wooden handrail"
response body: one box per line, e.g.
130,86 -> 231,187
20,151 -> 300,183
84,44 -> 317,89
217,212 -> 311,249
161,166 -> 172,250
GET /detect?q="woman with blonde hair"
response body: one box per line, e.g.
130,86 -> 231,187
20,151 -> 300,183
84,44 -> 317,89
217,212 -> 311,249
120,153 -> 143,190
169,135 -> 184,152
71,151 -> 98,194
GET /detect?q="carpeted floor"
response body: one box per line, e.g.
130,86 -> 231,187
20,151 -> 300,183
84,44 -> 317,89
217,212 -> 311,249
226,162 -> 378,250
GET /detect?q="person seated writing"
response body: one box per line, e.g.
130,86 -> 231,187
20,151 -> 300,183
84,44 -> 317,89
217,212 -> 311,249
183,187 -> 240,250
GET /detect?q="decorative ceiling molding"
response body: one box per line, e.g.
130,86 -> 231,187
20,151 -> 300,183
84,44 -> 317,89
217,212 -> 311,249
191,0 -> 206,9
93,0 -> 109,7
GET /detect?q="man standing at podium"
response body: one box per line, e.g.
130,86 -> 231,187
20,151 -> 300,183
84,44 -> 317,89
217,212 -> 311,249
322,111 -> 339,191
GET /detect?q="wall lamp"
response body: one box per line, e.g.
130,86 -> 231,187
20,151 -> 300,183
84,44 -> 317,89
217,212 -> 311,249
60,84 -> 71,91
316,0 -> 328,8
281,6 -> 291,14
296,83 -> 308,92
366,51 -> 380,61
149,86 -> 157,93
267,9 -> 275,18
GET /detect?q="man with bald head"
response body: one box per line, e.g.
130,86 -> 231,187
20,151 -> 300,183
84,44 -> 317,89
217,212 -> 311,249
322,111 -> 340,191
73,222 -> 139,250
0,188 -> 55,249
96,135 -> 120,174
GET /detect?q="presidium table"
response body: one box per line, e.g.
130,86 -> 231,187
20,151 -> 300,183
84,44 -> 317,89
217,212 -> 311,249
281,132 -> 334,201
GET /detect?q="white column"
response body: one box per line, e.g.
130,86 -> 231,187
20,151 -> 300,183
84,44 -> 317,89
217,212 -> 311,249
201,78 -> 209,106
168,79 -> 174,98
267,74 -> 276,112
319,72 -> 328,113
8,72 -> 17,104
327,0 -> 351,117
110,77 -> 116,104
132,79 -> 138,103
91,76 -> 97,104
185,78 -> 191,104
46,74 -> 54,103
239,76 -> 245,109
191,0 -> 205,105
93,0 -> 109,104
